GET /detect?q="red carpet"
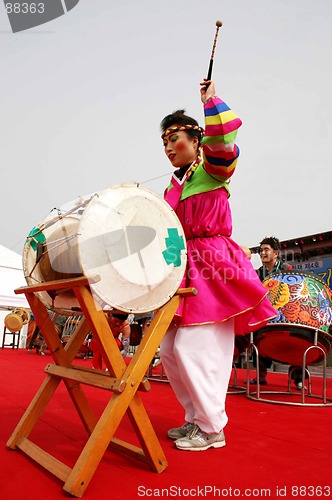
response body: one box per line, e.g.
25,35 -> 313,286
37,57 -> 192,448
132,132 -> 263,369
1,349 -> 332,499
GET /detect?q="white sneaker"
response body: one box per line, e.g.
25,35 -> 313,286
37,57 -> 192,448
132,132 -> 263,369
175,424 -> 226,451
167,422 -> 195,440
152,358 -> 162,368
296,382 -> 307,390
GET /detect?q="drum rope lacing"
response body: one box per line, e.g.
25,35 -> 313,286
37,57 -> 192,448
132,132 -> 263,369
24,197 -> 95,280
26,196 -> 96,243
25,233 -> 81,281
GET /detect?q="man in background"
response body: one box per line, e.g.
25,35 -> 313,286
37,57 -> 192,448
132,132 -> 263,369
251,236 -> 307,389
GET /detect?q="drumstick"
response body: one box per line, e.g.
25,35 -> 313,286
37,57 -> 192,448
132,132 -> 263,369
206,20 -> 223,87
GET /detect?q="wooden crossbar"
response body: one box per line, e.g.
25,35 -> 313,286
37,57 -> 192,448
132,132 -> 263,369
44,364 -> 151,393
16,436 -> 72,482
44,364 -> 126,392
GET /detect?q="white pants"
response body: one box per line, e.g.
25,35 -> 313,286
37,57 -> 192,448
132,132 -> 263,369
160,321 -> 234,434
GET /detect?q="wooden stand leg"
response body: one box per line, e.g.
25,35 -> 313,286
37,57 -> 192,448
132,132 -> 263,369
63,287 -> 182,497
6,276 -> 196,498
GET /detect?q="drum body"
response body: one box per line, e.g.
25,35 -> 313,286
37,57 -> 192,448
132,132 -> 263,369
23,184 -> 187,316
4,308 -> 30,332
255,271 -> 332,365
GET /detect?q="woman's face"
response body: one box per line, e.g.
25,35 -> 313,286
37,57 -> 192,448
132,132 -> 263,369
163,130 -> 198,168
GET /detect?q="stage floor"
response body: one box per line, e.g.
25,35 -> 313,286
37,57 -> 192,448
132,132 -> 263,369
1,348 -> 332,499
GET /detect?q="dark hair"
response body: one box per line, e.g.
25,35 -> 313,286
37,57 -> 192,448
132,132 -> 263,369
259,236 -> 281,251
112,313 -> 128,320
160,110 -> 203,144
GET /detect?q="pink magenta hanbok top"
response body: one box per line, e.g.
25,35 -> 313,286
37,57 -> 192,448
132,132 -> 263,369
164,96 -> 277,334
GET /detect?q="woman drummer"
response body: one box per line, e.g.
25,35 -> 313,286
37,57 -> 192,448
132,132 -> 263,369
159,78 -> 277,451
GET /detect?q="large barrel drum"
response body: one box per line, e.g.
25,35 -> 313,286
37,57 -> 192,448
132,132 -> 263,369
23,184 -> 187,316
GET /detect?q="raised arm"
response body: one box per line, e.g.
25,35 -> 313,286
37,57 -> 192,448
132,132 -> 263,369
200,80 -> 242,182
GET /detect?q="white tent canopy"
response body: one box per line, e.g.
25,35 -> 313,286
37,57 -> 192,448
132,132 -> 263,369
0,244 -> 30,348
0,244 -> 29,309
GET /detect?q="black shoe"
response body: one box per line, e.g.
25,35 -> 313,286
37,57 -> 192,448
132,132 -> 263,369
248,378 -> 267,386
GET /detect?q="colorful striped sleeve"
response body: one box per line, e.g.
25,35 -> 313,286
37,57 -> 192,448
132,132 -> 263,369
202,96 -> 242,181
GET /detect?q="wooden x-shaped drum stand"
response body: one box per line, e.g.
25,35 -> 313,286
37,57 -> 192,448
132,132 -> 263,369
7,276 -> 195,497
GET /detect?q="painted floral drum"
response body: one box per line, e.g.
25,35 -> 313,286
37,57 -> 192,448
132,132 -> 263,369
255,271 -> 332,365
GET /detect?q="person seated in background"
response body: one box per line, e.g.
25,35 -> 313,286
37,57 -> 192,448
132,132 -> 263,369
251,236 -> 307,389
132,313 -> 162,368
134,313 -> 153,339
26,312 -> 38,351
27,311 -> 66,355
90,309 -> 131,369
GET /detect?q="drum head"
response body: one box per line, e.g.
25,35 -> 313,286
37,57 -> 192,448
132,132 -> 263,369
23,213 -> 83,315
5,313 -> 23,332
78,184 -> 187,313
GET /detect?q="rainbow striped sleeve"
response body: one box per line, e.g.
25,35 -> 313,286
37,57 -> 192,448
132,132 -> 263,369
202,96 -> 242,181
